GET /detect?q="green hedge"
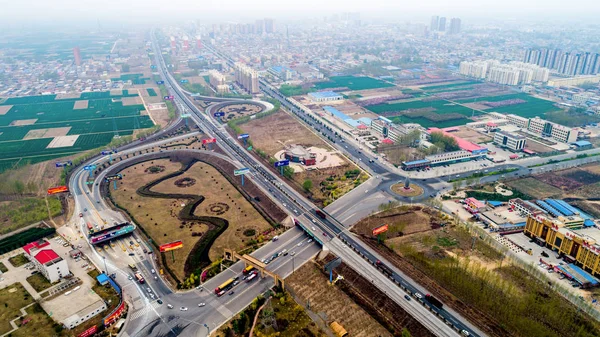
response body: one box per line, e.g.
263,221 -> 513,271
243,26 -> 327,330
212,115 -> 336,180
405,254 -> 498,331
0,227 -> 56,254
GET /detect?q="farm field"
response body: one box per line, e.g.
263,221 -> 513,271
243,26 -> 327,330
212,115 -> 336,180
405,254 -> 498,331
0,91 -> 154,172
237,110 -> 368,206
314,76 -> 394,91
146,88 -> 157,96
366,98 -> 475,128
457,93 -> 562,119
419,80 -> 482,92
111,73 -> 150,84
110,155 -> 279,285
0,32 -> 114,61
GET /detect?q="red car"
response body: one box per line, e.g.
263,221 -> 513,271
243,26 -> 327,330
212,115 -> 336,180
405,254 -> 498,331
79,213 -> 83,217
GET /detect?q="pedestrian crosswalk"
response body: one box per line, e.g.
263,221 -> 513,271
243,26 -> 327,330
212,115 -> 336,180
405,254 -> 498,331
129,301 -> 161,321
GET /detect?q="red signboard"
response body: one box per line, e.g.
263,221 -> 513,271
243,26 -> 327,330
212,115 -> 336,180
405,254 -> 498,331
202,138 -> 217,144
104,301 -> 126,326
372,224 -> 389,236
47,185 -> 68,195
78,325 -> 98,337
160,240 -> 183,252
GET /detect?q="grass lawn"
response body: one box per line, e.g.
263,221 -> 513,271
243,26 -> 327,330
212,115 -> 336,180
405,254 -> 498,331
12,303 -> 64,337
8,254 -> 29,267
0,197 -> 62,235
314,76 -> 393,91
0,282 -> 35,335
0,262 -> 7,273
254,292 -> 324,337
26,273 -> 53,293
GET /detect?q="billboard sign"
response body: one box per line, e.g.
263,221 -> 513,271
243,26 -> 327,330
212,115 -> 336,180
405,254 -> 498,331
274,160 -> 290,168
77,325 -> 98,337
160,241 -> 183,252
83,165 -> 97,171
180,79 -> 189,83
237,133 -> 249,139
163,95 -> 170,100
103,301 -> 126,326
202,138 -> 216,144
151,65 -> 157,69
156,80 -> 164,84
55,160 -> 73,168
180,113 -> 191,118
101,150 -> 114,155
213,112 -> 225,117
372,224 -> 389,236
47,186 -> 69,195
234,168 -> 250,176
105,174 -> 123,181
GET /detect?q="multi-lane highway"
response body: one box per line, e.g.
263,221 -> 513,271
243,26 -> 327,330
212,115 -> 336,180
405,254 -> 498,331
155,36 -> 487,336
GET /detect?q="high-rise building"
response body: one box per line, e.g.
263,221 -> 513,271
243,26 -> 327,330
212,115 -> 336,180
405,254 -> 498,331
73,47 -> 81,66
170,36 -> 176,49
430,16 -> 439,32
524,47 -> 600,76
255,19 -> 264,34
182,36 -> 189,51
449,18 -> 461,34
196,36 -> 202,49
234,62 -> 259,94
459,60 -> 549,85
438,17 -> 447,32
264,18 -> 275,33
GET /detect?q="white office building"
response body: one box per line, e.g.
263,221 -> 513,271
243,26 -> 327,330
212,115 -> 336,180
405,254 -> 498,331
528,117 -> 578,143
494,131 -> 526,151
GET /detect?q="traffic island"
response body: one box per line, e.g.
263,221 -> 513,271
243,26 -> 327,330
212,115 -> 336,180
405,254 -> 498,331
391,180 -> 424,197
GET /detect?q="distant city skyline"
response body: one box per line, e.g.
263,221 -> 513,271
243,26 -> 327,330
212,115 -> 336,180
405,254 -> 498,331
0,0 -> 599,26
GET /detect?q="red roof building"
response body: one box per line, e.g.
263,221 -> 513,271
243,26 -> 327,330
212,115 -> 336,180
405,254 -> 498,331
381,138 -> 394,145
428,127 -> 487,153
22,239 -> 69,283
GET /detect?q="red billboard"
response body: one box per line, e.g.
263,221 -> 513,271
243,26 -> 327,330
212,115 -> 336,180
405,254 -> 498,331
202,138 -> 216,144
372,224 -> 389,236
47,185 -> 69,195
160,240 -> 183,252
104,301 -> 126,326
78,325 -> 97,337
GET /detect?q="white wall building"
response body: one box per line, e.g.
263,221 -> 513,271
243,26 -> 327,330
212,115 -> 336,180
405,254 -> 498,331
494,131 -> 526,151
23,240 -> 69,283
62,300 -> 107,329
528,117 -> 578,143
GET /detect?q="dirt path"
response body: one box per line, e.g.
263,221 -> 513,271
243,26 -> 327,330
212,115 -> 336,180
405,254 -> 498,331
44,196 -> 58,228
249,297 -> 270,337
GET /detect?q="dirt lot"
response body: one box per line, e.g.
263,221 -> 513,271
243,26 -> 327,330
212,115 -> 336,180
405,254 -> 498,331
451,127 -> 493,144
353,205 -> 446,238
536,167 -> 600,191
523,139 -> 556,154
377,145 -> 420,166
504,177 -> 562,199
239,110 -> 327,156
288,261 -> 412,337
238,110 -> 366,206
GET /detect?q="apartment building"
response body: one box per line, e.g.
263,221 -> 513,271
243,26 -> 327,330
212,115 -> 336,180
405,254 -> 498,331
234,62 -> 259,94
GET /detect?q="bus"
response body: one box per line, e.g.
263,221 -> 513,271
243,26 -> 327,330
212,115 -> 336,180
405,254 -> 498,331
134,273 -> 145,284
215,278 -> 234,295
243,265 -> 255,274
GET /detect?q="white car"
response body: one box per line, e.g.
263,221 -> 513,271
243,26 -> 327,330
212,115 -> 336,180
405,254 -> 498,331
180,307 -> 188,311
290,251 -> 296,256
311,227 -> 316,231
151,269 -> 156,274
297,242 -> 302,247
198,303 -> 205,307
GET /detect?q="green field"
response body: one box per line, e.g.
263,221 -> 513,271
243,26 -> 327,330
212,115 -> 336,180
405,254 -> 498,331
147,88 -> 158,96
366,98 -> 478,128
111,73 -> 150,85
0,33 -> 113,61
314,76 -> 394,91
420,80 -> 481,91
0,91 -> 154,172
458,93 -> 561,119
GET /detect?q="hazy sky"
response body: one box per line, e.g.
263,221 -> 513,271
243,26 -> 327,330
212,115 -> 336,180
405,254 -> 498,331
0,0 -> 599,26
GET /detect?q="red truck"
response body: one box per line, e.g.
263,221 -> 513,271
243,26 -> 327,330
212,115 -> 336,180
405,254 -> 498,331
315,210 -> 326,219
